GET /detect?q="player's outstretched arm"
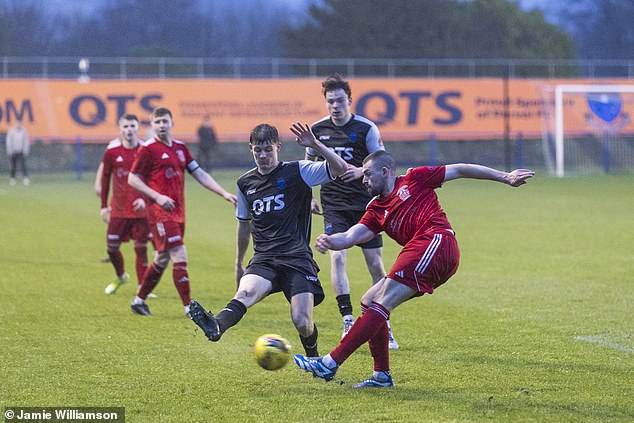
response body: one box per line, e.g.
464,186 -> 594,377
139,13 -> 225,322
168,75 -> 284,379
290,122 -> 348,177
315,223 -> 375,253
444,164 -> 534,187
191,168 -> 238,206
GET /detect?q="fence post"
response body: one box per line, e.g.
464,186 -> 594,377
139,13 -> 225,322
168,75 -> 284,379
602,130 -> 610,173
515,132 -> 524,169
428,133 -> 438,166
75,136 -> 83,180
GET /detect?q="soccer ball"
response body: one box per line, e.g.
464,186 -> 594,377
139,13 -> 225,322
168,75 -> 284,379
253,334 -> 291,371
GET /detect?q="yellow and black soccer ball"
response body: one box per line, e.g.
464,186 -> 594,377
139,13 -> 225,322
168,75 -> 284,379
253,334 -> 291,371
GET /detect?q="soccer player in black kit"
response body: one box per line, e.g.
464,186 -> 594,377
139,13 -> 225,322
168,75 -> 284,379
307,74 -> 398,348
189,122 -> 347,357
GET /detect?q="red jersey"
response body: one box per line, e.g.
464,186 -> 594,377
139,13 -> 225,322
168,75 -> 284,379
130,138 -> 195,223
101,139 -> 147,219
359,166 -> 453,246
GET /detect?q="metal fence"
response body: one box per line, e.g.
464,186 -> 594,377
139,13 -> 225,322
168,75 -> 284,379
2,56 -> 634,79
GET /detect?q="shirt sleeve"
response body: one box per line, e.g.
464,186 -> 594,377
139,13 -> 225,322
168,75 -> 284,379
131,146 -> 151,179
235,186 -> 251,221
183,145 -> 201,174
358,205 -> 382,234
408,166 -> 446,188
365,124 -> 385,153
100,151 -> 113,209
298,160 -> 335,187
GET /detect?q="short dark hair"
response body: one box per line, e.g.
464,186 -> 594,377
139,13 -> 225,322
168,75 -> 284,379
249,123 -> 279,145
151,107 -> 173,120
119,113 -> 138,122
322,73 -> 351,98
363,150 -> 396,171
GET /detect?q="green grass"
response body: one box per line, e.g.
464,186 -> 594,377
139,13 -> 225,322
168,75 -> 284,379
1,171 -> 633,422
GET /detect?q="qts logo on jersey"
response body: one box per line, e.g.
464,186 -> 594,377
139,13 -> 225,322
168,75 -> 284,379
252,194 -> 285,216
330,146 -> 353,161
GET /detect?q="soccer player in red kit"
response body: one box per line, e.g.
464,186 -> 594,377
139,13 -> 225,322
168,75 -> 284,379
295,150 -> 534,388
101,114 -> 150,295
128,107 -> 237,317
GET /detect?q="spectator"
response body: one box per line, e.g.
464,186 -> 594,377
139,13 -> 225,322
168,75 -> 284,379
6,119 -> 30,186
197,114 -> 217,171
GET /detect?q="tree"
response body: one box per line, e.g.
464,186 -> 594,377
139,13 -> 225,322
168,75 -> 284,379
0,0 -> 58,56
556,0 -> 634,60
282,0 -> 575,60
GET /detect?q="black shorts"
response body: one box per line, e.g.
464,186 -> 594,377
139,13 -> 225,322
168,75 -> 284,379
244,254 -> 325,306
323,209 -> 383,249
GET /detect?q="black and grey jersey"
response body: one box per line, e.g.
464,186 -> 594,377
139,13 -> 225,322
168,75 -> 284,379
236,160 -> 335,257
307,114 -> 384,211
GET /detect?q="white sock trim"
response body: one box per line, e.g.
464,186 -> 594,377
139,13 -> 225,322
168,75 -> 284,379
323,354 -> 337,369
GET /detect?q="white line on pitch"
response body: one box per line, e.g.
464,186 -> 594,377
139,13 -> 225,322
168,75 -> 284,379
575,335 -> 634,353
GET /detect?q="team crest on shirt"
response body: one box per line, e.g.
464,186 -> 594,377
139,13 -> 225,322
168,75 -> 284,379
165,167 -> 178,179
177,150 -> 185,163
349,132 -> 357,142
397,185 -> 411,201
116,156 -> 123,162
277,178 -> 286,189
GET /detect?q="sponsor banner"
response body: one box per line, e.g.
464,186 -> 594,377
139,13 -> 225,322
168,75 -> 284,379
0,78 -> 632,142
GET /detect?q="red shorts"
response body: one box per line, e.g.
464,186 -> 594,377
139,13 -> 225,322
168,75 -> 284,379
387,230 -> 460,295
107,217 -> 149,248
151,221 -> 185,252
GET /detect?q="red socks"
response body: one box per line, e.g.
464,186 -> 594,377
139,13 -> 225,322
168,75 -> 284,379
107,249 -> 125,278
134,245 -> 148,286
172,262 -> 191,305
330,302 -> 390,369
138,262 -> 165,300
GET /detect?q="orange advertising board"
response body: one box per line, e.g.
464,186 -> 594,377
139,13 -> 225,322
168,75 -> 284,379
0,78 -> 632,142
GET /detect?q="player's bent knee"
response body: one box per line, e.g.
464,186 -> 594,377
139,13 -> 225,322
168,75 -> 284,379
106,243 -> 121,253
154,251 -> 170,267
168,246 -> 187,263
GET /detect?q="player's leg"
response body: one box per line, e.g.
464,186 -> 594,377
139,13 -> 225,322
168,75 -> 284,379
361,244 -> 399,350
290,292 -> 319,357
131,249 -> 169,316
361,247 -> 385,284
104,218 -> 130,295
167,244 -> 193,315
19,153 -> 29,185
325,210 -> 357,336
330,278 -> 413,364
283,262 -> 324,356
131,227 -> 169,316
329,249 -> 356,335
352,301 -> 393,388
295,278 -> 413,382
190,273 -> 272,341
104,244 -> 129,294
9,154 -> 18,185
16,153 -> 29,185
349,231 -> 460,385
131,219 -> 150,287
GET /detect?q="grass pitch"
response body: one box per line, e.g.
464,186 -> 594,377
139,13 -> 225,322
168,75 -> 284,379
0,171 -> 632,422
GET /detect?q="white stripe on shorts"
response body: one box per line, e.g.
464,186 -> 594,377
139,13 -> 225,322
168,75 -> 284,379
415,233 -> 442,275
156,222 -> 165,237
